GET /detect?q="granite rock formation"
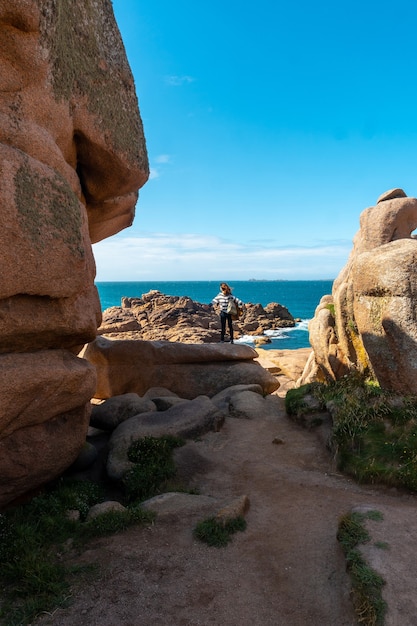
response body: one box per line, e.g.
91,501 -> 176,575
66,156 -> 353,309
0,0 -> 148,508
299,189 -> 417,394
81,336 -> 280,400
98,290 -> 296,343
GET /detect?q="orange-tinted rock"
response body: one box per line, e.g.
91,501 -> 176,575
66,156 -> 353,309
81,337 -> 280,399
300,189 -> 417,394
0,0 -> 148,508
98,290 -> 295,343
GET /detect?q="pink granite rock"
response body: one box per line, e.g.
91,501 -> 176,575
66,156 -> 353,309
98,290 -> 295,343
0,0 -> 148,508
81,337 -> 280,400
299,189 -> 417,393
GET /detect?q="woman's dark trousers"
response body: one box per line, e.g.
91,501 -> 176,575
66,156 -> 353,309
220,311 -> 233,342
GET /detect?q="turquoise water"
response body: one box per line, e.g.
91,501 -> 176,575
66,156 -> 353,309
96,280 -> 334,350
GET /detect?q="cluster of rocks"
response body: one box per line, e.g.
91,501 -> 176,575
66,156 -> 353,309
299,188 -> 417,395
72,383 -> 282,517
98,290 -> 296,344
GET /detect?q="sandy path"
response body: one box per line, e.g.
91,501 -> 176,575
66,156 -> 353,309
37,394 -> 417,626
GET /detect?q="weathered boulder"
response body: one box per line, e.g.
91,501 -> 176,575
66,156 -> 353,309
211,384 -> 264,413
80,336 -> 280,399
0,403 -> 92,507
0,350 -> 96,438
351,239 -> 417,393
140,492 -> 250,524
220,390 -> 277,419
141,492 -> 219,518
0,0 -> 148,508
107,395 -> 224,480
98,290 -> 296,343
90,393 -> 157,431
299,189 -> 417,393
210,383 -> 283,420
87,501 -> 127,520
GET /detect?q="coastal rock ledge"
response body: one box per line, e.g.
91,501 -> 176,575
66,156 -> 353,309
98,290 -> 296,344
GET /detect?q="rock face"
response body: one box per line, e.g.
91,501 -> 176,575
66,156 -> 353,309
299,189 -> 417,394
0,1 -> 148,508
81,336 -> 280,400
98,290 -> 296,343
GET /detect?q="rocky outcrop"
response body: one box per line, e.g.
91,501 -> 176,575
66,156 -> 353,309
98,290 -> 296,343
107,395 -> 224,480
69,384 -> 282,510
299,189 -> 417,394
81,336 -> 280,400
0,1 -> 148,508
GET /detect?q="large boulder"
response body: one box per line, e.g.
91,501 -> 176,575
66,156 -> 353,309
299,189 -> 417,393
81,336 -> 280,399
0,1 -> 148,508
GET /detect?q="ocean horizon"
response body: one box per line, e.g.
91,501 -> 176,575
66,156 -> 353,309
96,280 -> 334,351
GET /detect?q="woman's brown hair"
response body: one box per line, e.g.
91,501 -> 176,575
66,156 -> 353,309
220,282 -> 232,295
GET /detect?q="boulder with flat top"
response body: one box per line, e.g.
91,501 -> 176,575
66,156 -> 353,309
81,336 -> 280,400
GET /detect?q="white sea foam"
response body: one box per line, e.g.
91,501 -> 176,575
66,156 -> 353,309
265,319 -> 310,337
236,319 -> 311,349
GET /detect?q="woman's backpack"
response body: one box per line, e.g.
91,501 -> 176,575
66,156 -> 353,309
226,297 -> 242,320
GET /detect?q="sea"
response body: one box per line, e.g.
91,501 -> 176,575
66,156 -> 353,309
96,280 -> 334,351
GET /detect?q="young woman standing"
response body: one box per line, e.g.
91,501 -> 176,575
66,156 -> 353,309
212,282 -> 244,343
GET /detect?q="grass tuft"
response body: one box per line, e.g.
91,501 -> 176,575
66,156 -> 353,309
124,435 -> 185,503
337,510 -> 386,626
193,516 -> 247,547
287,373 -> 417,492
0,479 -> 153,626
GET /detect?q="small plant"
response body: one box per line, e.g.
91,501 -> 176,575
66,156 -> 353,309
337,510 -> 386,626
193,516 -> 246,547
285,383 -> 324,419
325,302 -> 335,316
124,435 -> 185,502
0,478 -> 153,625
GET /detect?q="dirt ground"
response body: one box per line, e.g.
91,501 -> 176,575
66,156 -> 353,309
36,379 -> 417,626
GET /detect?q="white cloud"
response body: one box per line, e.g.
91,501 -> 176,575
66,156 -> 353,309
148,155 -> 171,180
154,154 -> 171,164
93,233 -> 351,281
165,75 -> 195,86
148,167 -> 160,180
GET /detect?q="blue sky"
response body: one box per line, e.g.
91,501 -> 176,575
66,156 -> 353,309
93,0 -> 417,281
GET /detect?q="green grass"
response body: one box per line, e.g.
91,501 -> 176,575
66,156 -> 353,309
193,516 -> 247,547
0,435 -> 191,624
0,478 -> 154,626
286,374 -> 417,491
124,435 -> 185,503
284,383 -> 324,418
337,510 -> 386,626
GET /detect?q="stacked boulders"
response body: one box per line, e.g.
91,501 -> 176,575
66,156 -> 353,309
98,290 -> 296,343
299,189 -> 417,394
0,1 -> 148,508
